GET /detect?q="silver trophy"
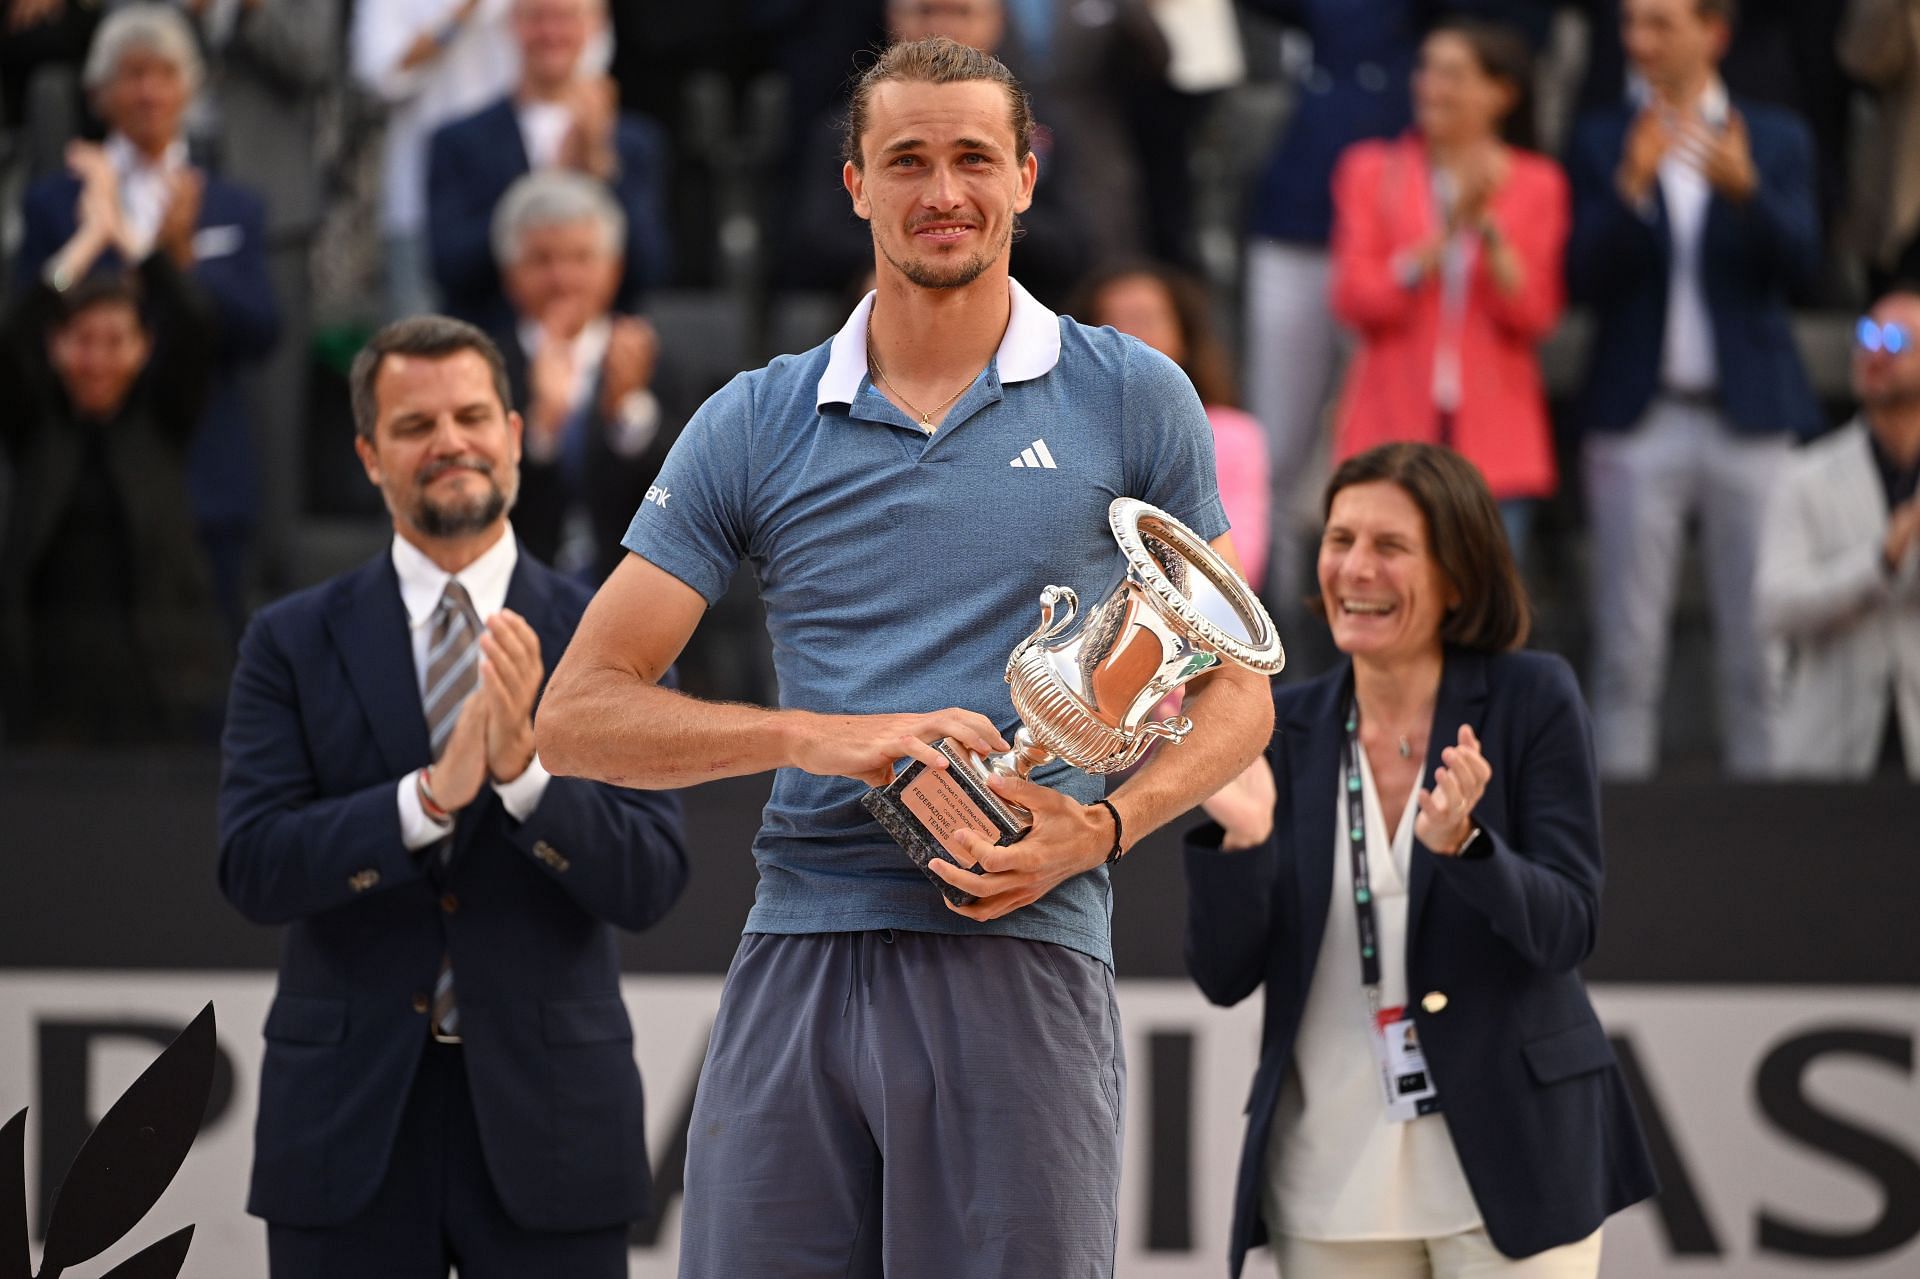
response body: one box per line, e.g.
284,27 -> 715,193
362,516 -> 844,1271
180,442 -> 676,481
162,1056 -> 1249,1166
863,497 -> 1286,904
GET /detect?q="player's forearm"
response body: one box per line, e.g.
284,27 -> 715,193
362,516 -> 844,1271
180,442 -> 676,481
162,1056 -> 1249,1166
1106,667 -> 1274,849
536,663 -> 801,788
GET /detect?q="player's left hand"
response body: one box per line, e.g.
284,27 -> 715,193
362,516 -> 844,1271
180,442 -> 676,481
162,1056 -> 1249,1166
480,608 -> 545,782
929,771 -> 1117,921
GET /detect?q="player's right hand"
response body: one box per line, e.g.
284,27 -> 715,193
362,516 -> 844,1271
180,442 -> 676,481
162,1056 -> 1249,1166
786,709 -> 1011,789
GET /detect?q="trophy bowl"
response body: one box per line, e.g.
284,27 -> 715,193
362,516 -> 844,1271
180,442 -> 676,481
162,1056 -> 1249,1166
862,498 -> 1284,905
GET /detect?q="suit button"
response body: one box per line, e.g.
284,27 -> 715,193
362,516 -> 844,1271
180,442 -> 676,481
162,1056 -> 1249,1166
440,892 -> 459,914
412,993 -> 430,1014
348,869 -> 380,892
1421,991 -> 1449,1015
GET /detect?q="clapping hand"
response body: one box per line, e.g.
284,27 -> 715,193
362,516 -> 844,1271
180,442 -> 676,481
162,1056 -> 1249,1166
1200,756 -> 1276,850
1415,724 -> 1490,856
1676,110 -> 1757,203
479,609 -> 545,783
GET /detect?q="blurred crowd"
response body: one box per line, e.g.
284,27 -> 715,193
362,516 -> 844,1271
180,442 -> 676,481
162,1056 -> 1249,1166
0,0 -> 1913,782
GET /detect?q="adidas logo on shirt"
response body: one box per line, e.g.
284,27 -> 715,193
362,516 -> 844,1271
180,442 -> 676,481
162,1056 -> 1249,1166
1009,439 -> 1058,469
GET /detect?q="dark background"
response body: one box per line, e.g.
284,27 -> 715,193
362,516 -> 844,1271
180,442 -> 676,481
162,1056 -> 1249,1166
5,754 -> 1914,984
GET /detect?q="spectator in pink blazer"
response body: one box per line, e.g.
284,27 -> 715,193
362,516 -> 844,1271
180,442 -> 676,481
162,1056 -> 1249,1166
1328,19 -> 1568,559
1079,262 -> 1272,592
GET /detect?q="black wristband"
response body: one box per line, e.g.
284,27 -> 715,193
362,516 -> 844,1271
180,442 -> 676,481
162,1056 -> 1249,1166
1095,798 -> 1124,864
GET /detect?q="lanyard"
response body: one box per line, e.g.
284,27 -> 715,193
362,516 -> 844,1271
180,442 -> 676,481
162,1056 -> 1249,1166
1343,699 -> 1384,997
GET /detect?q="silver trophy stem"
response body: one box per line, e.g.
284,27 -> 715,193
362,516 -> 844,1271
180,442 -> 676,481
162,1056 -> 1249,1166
982,726 -> 1054,782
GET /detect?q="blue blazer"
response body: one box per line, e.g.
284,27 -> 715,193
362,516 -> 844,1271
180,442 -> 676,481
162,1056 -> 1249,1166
217,547 -> 689,1232
1183,650 -> 1657,1276
13,170 -> 280,529
1565,98 -> 1822,438
426,97 -> 672,332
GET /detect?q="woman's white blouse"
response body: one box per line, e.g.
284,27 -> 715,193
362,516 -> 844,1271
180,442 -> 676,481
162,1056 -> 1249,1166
1261,748 -> 1482,1241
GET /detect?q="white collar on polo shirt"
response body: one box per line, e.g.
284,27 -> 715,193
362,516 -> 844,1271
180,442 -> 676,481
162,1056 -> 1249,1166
815,276 -> 1061,410
392,522 -> 520,634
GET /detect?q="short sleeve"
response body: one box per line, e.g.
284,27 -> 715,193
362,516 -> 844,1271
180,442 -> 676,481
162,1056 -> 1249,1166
619,370 -> 756,604
1122,339 -> 1229,541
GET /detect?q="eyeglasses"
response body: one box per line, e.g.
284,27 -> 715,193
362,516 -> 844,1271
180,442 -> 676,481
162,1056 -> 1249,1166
1857,318 -> 1912,355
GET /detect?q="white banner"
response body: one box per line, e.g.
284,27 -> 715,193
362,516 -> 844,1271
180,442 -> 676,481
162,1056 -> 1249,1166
2,975 -> 1916,1277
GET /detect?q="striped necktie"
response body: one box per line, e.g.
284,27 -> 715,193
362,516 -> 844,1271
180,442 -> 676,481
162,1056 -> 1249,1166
424,580 -> 481,1041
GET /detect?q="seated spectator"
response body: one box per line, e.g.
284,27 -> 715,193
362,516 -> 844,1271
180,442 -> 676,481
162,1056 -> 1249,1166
1077,261 -> 1270,588
14,5 -> 278,638
1565,0 -> 1821,779
773,0 -> 1091,309
1840,0 -> 1920,291
429,0 -> 670,332
489,171 -> 680,583
352,0 -> 518,320
0,150 -> 224,745
1328,19 -> 1566,561
1757,284 -> 1920,779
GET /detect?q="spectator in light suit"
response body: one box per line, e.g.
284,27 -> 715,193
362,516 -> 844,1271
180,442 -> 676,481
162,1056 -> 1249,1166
218,315 -> 688,1278
428,0 -> 670,332
1565,0 -> 1822,778
13,3 -> 279,635
1758,284 -> 1920,779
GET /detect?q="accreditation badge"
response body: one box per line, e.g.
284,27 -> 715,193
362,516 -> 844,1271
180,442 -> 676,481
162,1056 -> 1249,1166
1371,1005 -> 1442,1121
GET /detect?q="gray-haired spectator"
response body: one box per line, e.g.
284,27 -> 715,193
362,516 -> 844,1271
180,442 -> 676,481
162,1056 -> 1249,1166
426,0 -> 669,331
489,169 -> 679,583
1757,284 -> 1920,779
351,0 -> 518,320
13,2 -> 280,637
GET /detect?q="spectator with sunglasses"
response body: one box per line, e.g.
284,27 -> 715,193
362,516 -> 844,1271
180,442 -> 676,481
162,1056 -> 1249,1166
1757,283 -> 1920,779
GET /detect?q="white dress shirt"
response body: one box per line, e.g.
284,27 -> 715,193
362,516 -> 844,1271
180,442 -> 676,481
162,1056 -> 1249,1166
105,133 -> 188,261
391,525 -> 550,847
1650,78 -> 1731,393
515,98 -> 574,170
351,0 -> 519,235
1263,751 -> 1481,1242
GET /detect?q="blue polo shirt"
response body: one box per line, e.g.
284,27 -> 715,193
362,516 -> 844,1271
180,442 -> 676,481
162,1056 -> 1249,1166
622,279 -> 1226,964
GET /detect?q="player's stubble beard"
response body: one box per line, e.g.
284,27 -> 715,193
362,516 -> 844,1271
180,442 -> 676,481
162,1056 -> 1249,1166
873,213 -> 1015,291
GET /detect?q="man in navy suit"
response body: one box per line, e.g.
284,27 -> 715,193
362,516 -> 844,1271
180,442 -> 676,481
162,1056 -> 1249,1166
217,315 -> 688,1278
1566,0 -> 1821,779
13,4 -> 279,636
427,0 -> 670,333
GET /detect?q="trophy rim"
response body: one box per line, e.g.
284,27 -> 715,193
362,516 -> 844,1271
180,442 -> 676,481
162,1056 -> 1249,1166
1107,498 -> 1286,676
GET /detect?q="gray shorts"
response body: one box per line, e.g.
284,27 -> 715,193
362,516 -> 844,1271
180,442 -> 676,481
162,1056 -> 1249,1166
677,930 -> 1125,1278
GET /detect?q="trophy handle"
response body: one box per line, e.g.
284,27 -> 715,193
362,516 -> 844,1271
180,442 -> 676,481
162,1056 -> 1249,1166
1110,714 -> 1193,772
1005,585 -> 1079,679
1036,585 -> 1078,641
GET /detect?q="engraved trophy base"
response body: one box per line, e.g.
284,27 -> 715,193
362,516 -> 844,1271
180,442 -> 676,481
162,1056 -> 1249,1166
860,739 -> 1033,906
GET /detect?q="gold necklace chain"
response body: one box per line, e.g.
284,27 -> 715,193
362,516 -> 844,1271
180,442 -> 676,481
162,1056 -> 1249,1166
867,341 -> 984,433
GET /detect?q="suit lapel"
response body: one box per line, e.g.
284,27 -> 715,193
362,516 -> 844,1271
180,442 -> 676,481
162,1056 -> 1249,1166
1407,648 -> 1491,945
327,553 -> 431,776
1288,664 -> 1351,1001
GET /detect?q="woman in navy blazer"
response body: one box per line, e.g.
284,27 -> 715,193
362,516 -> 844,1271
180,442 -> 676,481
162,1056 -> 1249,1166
1184,443 -> 1656,1278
